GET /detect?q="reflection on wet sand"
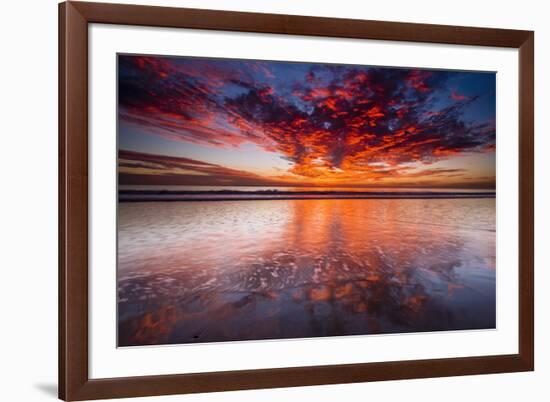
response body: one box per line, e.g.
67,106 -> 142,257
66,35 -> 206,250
118,198 -> 496,346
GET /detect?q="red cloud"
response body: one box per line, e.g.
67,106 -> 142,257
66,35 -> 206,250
119,56 -> 495,187
450,91 -> 468,101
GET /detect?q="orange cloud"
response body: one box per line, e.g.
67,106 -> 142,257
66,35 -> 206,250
119,56 -> 496,188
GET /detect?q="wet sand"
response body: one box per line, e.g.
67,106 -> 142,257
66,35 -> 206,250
118,198 -> 496,346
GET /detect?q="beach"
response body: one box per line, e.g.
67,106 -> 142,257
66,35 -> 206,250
117,197 -> 496,346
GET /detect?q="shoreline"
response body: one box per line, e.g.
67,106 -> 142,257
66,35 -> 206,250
118,190 -> 496,202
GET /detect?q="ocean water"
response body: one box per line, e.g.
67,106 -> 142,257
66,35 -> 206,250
119,184 -> 489,193
117,198 -> 496,346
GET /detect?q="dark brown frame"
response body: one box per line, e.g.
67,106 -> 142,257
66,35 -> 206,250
59,1 -> 534,400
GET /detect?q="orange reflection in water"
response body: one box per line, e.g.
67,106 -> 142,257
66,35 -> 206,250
118,198 -> 495,346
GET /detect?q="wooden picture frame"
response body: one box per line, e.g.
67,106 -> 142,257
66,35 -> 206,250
59,1 -> 534,400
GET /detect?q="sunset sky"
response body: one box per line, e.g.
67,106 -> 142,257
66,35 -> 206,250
118,55 -> 496,189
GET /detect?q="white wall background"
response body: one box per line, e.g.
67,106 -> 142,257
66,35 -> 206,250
0,0 -> 546,401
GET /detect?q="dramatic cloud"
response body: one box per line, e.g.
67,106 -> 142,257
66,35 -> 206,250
119,150 -> 495,189
118,55 -> 496,187
119,149 -> 284,186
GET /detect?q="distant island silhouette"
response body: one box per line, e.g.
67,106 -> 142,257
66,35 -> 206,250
119,189 -> 496,202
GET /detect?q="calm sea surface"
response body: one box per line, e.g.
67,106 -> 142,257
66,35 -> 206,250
117,198 -> 496,346
119,185 -> 488,193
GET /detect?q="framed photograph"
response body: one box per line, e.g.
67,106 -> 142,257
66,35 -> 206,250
59,1 -> 534,400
